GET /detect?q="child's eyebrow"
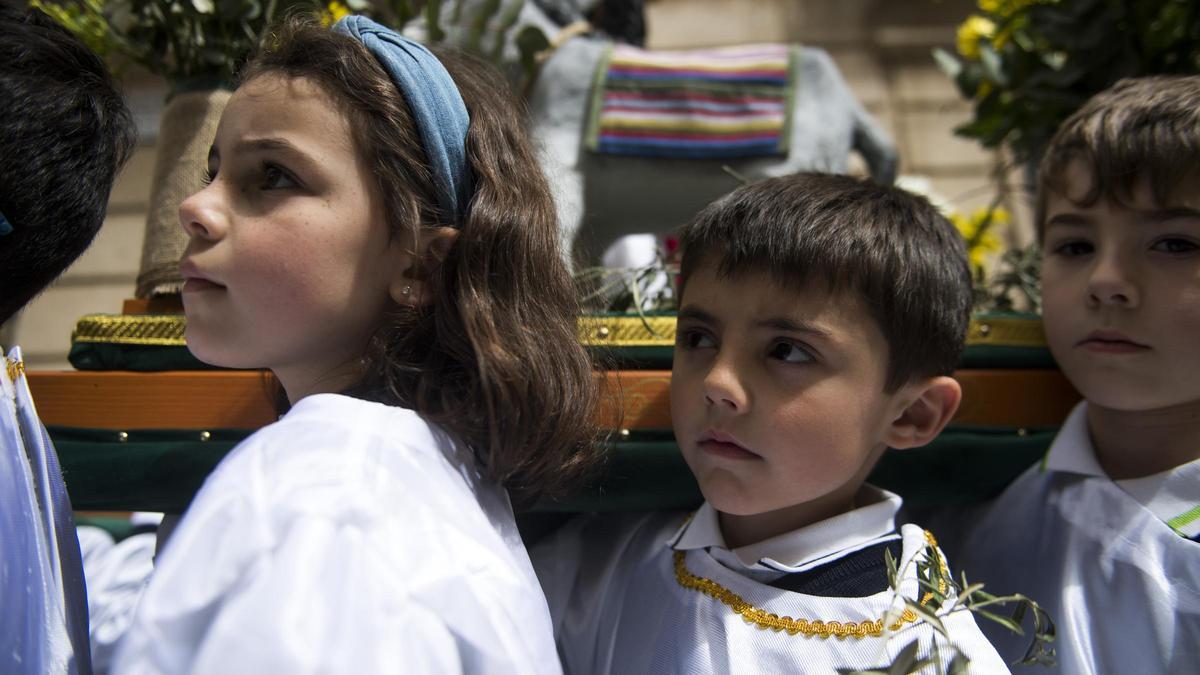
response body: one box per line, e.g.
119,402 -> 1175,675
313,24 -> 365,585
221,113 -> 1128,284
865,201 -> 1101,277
206,137 -> 310,164
756,316 -> 832,338
677,307 -> 720,327
1044,213 -> 1092,229
1144,206 -> 1200,222
232,136 -> 307,158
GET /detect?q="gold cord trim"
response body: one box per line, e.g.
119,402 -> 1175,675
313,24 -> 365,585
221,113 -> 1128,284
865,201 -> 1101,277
71,314 -> 187,346
673,530 -> 945,640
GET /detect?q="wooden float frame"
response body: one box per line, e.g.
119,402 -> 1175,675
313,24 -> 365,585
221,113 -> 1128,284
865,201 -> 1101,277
27,367 -> 1079,432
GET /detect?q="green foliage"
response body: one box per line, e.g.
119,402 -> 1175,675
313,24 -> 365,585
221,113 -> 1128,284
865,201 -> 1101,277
976,243 -> 1042,313
29,0 -> 323,86
28,0 -> 548,91
936,0 -> 1200,162
578,264 -> 674,315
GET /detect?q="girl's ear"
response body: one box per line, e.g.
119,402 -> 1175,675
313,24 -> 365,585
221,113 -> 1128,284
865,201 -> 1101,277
884,376 -> 962,450
389,227 -> 459,307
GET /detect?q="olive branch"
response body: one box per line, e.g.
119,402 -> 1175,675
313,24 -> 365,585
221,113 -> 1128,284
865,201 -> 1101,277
839,538 -> 1055,675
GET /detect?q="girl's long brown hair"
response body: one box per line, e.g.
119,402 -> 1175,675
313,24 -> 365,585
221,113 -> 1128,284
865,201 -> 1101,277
242,17 -> 603,504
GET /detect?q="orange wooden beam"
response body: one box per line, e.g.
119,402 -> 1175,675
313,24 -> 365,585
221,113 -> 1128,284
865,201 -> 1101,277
26,369 -> 1078,432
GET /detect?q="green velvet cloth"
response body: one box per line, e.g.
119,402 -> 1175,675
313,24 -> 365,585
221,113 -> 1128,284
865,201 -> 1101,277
52,427 -> 244,512
68,343 -> 220,372
54,425 -> 1052,514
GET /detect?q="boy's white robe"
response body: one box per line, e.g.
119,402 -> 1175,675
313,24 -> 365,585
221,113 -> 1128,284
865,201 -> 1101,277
2,346 -> 90,674
113,393 -> 561,675
952,402 -> 1200,674
532,488 -> 1009,674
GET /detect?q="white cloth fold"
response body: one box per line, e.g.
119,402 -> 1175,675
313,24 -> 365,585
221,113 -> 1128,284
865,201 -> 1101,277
113,394 -> 560,675
2,345 -> 88,674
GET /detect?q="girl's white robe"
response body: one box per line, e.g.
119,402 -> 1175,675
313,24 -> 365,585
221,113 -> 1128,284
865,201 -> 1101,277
113,393 -> 561,675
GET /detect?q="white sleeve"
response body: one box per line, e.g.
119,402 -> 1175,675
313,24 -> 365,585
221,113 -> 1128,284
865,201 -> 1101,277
528,515 -> 590,635
528,512 -> 674,675
114,498 -> 467,674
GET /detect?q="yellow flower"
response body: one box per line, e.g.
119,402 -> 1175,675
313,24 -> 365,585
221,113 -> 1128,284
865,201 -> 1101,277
320,1 -> 351,27
953,207 -> 1008,270
30,0 -> 112,58
956,15 -> 996,60
978,0 -> 1052,19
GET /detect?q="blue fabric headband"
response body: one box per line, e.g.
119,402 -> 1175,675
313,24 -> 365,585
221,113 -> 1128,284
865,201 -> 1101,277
0,210 -> 12,237
334,16 -> 474,223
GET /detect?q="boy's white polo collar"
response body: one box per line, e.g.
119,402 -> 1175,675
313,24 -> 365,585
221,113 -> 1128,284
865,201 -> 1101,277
1041,402 -> 1107,478
668,484 -> 902,575
1044,401 -> 1200,539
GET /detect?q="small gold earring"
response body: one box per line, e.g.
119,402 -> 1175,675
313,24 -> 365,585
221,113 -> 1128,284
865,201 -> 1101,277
401,285 -> 412,298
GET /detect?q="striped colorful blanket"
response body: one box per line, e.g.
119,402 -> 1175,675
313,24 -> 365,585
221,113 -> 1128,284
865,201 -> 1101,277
586,43 -> 799,159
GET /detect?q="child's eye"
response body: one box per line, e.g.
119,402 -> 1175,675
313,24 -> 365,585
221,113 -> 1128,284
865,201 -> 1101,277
1150,237 -> 1199,254
1051,239 -> 1094,257
677,329 -> 716,350
261,163 -> 298,190
201,166 -> 216,186
768,341 -> 813,364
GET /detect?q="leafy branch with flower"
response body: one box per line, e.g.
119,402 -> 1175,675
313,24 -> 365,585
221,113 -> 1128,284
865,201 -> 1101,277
28,0 -> 547,89
936,0 -> 1200,164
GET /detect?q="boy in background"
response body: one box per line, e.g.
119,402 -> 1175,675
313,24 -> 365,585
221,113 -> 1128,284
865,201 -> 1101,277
948,75 -> 1200,674
534,173 -> 1009,673
1,4 -> 135,672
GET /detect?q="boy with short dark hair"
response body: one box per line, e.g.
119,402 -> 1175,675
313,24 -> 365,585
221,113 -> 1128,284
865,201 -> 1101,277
0,3 -> 136,323
1,5 -> 135,672
948,75 -> 1200,675
533,173 -> 1009,673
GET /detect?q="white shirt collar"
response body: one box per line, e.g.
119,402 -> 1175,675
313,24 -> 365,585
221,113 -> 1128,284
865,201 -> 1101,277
1118,461 -> 1200,538
1045,401 -> 1200,538
1042,402 -> 1108,478
668,484 -> 901,571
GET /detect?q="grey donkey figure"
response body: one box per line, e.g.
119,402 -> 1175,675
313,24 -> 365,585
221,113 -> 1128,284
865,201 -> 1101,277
439,0 -> 900,263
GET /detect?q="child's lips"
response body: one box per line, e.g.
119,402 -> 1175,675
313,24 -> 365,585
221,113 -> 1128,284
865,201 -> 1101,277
697,431 -> 761,460
1077,330 -> 1150,354
179,259 -> 226,293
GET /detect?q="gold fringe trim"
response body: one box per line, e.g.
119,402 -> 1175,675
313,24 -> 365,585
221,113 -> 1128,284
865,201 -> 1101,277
70,313 -> 1045,349
72,314 -> 187,346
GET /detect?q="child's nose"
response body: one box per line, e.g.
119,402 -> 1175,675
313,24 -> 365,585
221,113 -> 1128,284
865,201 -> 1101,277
703,357 -> 749,413
1087,252 -> 1140,308
178,184 -> 227,242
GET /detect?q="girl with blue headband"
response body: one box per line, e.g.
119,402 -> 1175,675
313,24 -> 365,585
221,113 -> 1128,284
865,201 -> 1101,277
114,15 -> 601,673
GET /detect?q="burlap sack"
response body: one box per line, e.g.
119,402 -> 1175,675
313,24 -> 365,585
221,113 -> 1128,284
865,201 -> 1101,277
135,89 -> 231,298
